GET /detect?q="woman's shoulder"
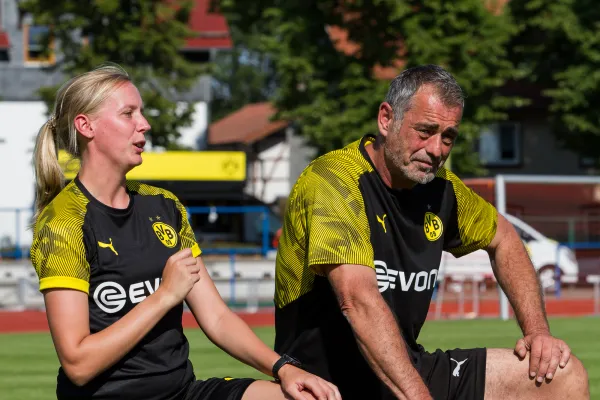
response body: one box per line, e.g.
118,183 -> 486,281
34,181 -> 90,231
125,181 -> 180,202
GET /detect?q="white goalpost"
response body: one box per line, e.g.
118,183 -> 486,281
494,174 -> 600,321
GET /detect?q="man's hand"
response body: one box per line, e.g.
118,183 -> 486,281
515,332 -> 571,382
278,364 -> 342,400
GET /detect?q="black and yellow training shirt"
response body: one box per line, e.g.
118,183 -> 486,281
31,176 -> 199,400
274,134 -> 497,397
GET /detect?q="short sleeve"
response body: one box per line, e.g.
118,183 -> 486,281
173,198 -> 199,252
30,221 -> 91,294
437,169 -> 498,257
304,164 -> 374,273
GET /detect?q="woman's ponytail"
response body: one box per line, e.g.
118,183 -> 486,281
32,116 -> 64,226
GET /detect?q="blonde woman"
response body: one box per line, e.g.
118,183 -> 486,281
30,64 -> 341,400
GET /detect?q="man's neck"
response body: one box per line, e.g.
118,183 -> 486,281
365,136 -> 415,190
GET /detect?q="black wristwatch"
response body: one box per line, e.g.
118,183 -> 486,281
272,354 -> 303,382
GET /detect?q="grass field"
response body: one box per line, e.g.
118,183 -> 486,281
1,316 -> 598,399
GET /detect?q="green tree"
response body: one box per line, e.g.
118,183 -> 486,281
218,0 -> 525,176
508,0 -> 600,164
21,0 -> 205,149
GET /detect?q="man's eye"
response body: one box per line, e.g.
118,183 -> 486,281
443,135 -> 456,145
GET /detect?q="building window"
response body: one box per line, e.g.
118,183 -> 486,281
478,122 -> 521,166
23,24 -> 55,64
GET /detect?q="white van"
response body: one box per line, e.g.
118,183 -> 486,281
439,214 -> 579,292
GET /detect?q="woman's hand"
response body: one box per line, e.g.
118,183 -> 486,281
278,365 -> 342,400
158,248 -> 200,307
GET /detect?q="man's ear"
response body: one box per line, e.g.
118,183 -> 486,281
74,114 -> 94,139
377,102 -> 394,138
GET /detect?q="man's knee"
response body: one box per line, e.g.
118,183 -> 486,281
485,349 -> 589,399
557,354 -> 589,397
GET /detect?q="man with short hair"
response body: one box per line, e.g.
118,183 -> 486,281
273,64 -> 590,399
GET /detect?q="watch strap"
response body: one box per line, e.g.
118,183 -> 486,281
272,354 -> 302,382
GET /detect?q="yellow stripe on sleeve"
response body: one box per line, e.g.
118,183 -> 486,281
39,276 -> 90,294
191,243 -> 202,258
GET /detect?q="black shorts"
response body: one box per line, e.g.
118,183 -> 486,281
418,347 -> 487,400
183,377 -> 255,400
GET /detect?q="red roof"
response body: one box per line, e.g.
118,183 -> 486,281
185,0 -> 232,49
0,32 -> 8,48
208,103 -> 289,145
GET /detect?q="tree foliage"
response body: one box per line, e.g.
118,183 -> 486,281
217,0 -> 526,175
508,0 -> 600,163
21,0 -> 205,149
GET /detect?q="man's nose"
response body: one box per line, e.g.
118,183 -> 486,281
425,135 -> 443,160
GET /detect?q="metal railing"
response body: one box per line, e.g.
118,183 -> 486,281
0,207 -> 32,259
1,206 -> 278,259
0,266 -> 275,312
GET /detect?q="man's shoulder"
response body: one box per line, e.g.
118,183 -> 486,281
432,167 -> 470,193
302,138 -> 373,182
434,167 -> 461,183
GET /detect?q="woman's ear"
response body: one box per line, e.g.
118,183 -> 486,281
74,114 -> 94,139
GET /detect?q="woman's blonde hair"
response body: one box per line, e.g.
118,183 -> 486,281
32,63 -> 131,223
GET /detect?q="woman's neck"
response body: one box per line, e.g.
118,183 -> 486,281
78,157 -> 130,209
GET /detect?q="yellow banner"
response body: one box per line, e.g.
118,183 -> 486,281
58,150 -> 246,181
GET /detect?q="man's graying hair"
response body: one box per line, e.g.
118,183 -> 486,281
385,64 -> 464,124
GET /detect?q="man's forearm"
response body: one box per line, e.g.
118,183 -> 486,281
491,235 -> 549,335
343,296 -> 432,400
